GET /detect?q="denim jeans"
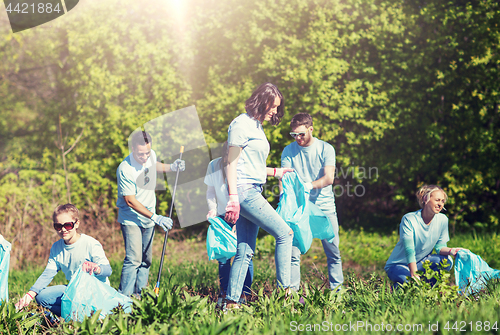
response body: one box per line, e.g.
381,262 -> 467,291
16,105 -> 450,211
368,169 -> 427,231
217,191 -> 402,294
36,285 -> 66,316
291,212 -> 343,291
218,218 -> 254,296
226,184 -> 293,303
118,224 -> 155,296
386,253 -> 453,287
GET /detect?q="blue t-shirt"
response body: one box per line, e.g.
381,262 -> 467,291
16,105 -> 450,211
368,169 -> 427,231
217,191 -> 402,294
228,113 -> 270,186
30,234 -> 112,294
116,150 -> 157,227
385,210 -> 450,271
281,138 -> 336,214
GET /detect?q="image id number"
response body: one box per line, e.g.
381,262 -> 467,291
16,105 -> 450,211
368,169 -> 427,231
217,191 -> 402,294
444,321 -> 498,332
6,2 -> 62,14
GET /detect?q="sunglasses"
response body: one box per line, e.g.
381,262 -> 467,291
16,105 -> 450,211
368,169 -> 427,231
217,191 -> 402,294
144,167 -> 150,185
53,221 -> 77,231
290,132 -> 307,139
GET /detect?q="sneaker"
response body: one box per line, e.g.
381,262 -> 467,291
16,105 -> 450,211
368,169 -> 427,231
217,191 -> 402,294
217,296 -> 225,308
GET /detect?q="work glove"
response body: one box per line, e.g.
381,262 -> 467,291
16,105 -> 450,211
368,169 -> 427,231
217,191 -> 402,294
224,200 -> 240,224
151,214 -> 173,231
82,261 -> 101,275
206,210 -> 217,220
15,292 -> 34,310
274,168 -> 294,179
170,159 -> 186,172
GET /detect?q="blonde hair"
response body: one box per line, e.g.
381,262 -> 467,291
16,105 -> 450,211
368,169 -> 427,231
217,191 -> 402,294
52,204 -> 79,223
416,185 -> 447,208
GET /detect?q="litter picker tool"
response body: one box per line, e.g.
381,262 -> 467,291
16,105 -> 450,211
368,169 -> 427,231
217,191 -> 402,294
154,145 -> 184,296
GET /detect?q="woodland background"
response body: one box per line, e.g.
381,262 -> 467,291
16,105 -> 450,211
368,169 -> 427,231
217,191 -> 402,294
0,0 -> 499,268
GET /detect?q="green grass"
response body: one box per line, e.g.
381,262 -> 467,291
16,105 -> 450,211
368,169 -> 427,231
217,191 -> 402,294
4,230 -> 500,334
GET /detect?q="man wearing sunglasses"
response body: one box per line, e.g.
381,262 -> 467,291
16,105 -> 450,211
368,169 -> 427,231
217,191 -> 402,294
116,130 -> 185,297
281,113 -> 343,292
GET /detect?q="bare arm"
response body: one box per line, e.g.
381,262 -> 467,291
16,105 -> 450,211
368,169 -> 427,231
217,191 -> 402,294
227,146 -> 242,200
123,195 -> 154,219
311,165 -> 335,189
156,162 -> 173,173
439,247 -> 465,257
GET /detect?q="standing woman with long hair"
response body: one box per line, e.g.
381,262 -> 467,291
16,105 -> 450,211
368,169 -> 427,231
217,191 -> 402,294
224,83 -> 294,309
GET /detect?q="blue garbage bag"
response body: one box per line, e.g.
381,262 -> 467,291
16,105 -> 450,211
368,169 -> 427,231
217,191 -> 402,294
309,204 -> 335,242
454,249 -> 500,295
0,235 -> 11,303
276,172 -> 335,254
61,267 -> 132,322
206,217 -> 237,264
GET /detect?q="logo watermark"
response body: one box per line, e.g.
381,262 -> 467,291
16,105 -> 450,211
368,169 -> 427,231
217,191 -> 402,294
290,320 -> 437,332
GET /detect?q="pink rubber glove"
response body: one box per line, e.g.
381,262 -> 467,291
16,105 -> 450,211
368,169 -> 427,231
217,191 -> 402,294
224,201 -> 240,224
82,261 -> 101,275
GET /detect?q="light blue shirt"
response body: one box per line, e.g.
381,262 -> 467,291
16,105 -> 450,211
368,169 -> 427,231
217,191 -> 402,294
281,138 -> 336,214
385,210 -> 450,271
116,150 -> 157,227
30,234 -> 112,294
228,113 -> 270,186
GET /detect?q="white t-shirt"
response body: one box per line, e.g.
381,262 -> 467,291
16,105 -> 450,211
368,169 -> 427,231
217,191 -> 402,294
30,234 -> 111,293
116,150 -> 157,227
385,210 -> 450,270
227,113 -> 270,186
281,138 -> 337,214
204,158 -> 230,216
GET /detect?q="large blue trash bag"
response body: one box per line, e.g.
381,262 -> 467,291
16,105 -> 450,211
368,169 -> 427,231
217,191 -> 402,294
454,249 -> 500,295
61,267 -> 132,322
276,172 -> 335,254
0,235 -> 11,303
206,217 -> 237,264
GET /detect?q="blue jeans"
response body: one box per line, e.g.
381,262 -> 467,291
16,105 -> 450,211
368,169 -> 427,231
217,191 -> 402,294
36,285 -> 66,316
291,212 -> 343,291
226,184 -> 293,303
219,219 -> 253,296
386,253 -> 453,287
119,224 -> 155,296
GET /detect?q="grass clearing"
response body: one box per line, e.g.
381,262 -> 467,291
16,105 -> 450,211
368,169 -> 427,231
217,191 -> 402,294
4,229 -> 500,334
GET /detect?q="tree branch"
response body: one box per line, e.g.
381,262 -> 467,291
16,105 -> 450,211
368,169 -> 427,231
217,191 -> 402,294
63,127 -> 85,156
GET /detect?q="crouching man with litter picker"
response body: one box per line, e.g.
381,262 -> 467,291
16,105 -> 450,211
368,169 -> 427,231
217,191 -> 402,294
116,130 -> 185,297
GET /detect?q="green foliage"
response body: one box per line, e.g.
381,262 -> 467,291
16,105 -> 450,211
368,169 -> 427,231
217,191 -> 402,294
0,301 -> 40,334
400,259 -> 461,304
1,0 -> 500,271
4,231 -> 500,334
